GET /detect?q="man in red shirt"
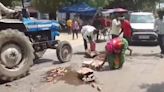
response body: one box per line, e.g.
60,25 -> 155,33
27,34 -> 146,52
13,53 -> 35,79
120,17 -> 132,55
120,18 -> 132,41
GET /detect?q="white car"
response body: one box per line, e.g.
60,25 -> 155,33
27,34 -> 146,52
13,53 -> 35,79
130,12 -> 158,44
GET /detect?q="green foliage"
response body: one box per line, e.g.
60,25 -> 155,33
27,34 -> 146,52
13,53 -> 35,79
135,0 -> 158,11
87,0 -> 109,8
12,0 -> 22,6
31,0 -> 159,14
1,0 -> 13,6
31,0 -> 109,14
1,0 -> 21,7
106,0 -> 159,11
1,0 -> 160,12
32,0 -> 62,13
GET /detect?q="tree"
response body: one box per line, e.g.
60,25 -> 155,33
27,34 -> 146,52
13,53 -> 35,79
1,0 -> 12,6
31,0 -> 110,17
133,0 -> 158,11
1,0 -> 21,7
32,0 -> 64,19
105,0 -> 159,11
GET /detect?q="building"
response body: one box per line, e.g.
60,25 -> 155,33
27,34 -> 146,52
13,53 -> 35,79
24,0 -> 49,19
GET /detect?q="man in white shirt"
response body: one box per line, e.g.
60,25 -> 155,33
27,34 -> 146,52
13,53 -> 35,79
111,14 -> 121,39
154,10 -> 164,58
0,2 -> 15,19
81,24 -> 97,51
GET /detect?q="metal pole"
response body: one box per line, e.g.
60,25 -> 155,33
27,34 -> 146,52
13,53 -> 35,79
159,0 -> 160,9
22,0 -> 25,8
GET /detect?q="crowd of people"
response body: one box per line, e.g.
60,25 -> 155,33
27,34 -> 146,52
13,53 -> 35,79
0,2 -> 163,59
64,12 -> 135,69
66,15 -> 81,40
0,1 -> 163,71
65,13 -> 133,55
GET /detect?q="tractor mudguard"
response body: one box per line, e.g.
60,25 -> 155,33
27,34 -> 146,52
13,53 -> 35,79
0,19 -> 26,32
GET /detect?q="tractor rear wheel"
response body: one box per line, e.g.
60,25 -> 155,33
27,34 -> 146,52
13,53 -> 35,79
0,29 -> 34,81
56,41 -> 72,63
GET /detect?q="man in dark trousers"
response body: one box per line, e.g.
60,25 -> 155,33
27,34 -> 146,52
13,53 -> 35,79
81,24 -> 97,52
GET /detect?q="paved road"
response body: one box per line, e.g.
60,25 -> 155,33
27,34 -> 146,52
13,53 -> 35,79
0,33 -> 164,92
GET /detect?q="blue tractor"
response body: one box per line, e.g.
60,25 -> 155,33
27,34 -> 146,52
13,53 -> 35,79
0,3 -> 72,81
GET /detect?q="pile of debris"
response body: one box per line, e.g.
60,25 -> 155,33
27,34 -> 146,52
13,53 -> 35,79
82,54 -> 106,70
44,54 -> 106,91
76,67 -> 101,91
45,67 -> 68,82
85,50 -> 99,58
44,67 -> 101,91
77,67 -> 95,82
45,67 -> 96,83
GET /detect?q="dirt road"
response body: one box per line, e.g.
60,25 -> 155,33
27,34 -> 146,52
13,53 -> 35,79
0,33 -> 164,92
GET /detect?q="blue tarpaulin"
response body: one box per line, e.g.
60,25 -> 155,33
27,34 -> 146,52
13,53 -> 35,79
59,3 -> 97,15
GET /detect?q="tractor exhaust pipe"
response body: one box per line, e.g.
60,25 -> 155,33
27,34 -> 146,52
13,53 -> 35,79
21,0 -> 30,18
21,0 -> 25,9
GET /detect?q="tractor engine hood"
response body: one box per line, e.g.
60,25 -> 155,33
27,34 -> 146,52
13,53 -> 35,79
23,18 -> 61,32
32,18 -> 61,29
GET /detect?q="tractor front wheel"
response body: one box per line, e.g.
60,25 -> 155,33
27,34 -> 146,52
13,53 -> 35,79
56,41 -> 72,63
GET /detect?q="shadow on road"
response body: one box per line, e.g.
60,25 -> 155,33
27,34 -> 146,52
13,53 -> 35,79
74,52 -> 92,58
100,65 -> 110,71
0,80 -> 9,84
99,64 -> 122,72
59,69 -> 84,86
74,51 -> 105,55
96,39 -> 106,43
34,59 -> 61,65
130,53 -> 160,58
130,42 -> 158,46
140,83 -> 164,92
74,52 -> 86,55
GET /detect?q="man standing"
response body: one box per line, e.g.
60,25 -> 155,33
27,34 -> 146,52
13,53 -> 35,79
66,18 -> 73,34
0,2 -> 15,19
155,10 -> 164,58
81,24 -> 97,52
120,16 -> 132,55
111,14 -> 121,39
72,16 -> 80,40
